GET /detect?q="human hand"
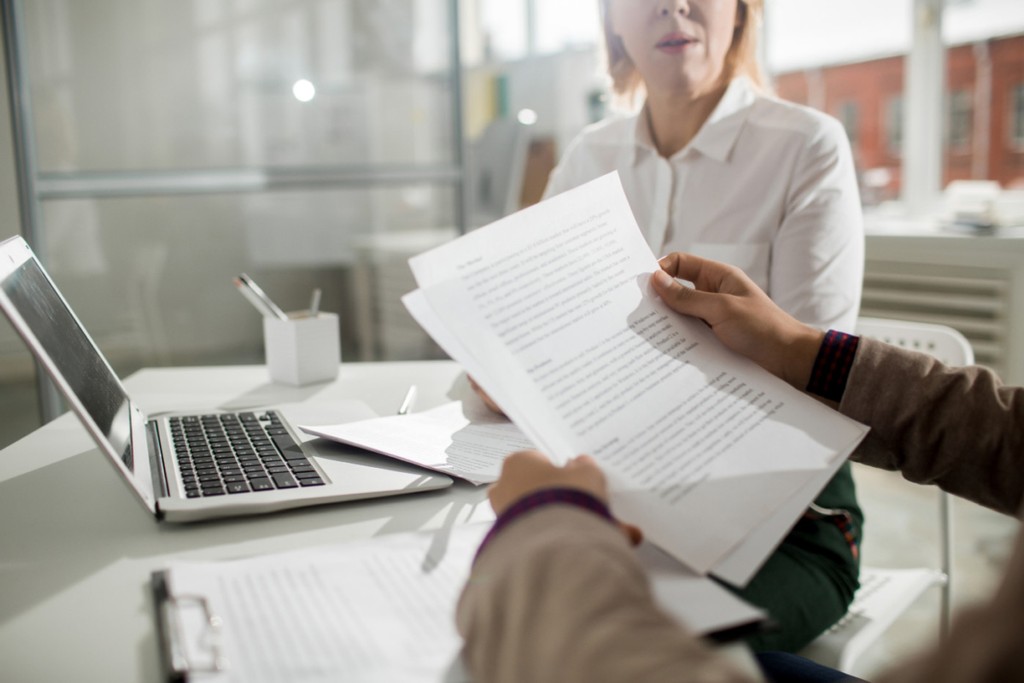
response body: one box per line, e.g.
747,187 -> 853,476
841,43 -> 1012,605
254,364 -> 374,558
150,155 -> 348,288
468,375 -> 506,417
650,252 -> 824,390
489,450 -> 643,546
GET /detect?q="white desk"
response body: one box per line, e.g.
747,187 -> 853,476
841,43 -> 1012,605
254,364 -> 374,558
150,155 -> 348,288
0,361 -> 495,682
0,361 -> 763,682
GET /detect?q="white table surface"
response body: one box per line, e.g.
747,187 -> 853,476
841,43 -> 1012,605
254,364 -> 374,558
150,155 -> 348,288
0,361 -> 496,682
0,360 -> 763,682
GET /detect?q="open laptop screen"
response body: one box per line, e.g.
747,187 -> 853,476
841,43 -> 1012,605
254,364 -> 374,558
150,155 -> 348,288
1,256 -> 134,471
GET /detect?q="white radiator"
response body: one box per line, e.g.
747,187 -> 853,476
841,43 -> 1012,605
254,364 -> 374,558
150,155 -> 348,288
860,261 -> 1008,377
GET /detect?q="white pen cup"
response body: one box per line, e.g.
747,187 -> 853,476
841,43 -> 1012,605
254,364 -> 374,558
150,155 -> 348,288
263,312 -> 341,386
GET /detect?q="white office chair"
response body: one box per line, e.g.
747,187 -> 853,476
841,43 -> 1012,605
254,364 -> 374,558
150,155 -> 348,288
798,317 -> 973,674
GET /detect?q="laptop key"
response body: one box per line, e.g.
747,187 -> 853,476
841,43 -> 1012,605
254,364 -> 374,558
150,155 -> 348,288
226,482 -> 251,494
271,434 -> 298,451
298,477 -> 324,487
250,478 -> 274,491
271,473 -> 298,489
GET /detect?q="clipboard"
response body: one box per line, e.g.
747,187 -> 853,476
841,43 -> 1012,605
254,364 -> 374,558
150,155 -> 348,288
149,525 -> 767,682
152,572 -> 226,681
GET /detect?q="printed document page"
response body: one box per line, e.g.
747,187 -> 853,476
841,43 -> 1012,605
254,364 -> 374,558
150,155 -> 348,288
158,524 -> 764,683
402,172 -> 869,574
301,401 -> 533,485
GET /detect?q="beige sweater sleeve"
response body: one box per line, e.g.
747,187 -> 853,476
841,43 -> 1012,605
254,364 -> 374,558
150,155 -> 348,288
842,337 -> 1024,682
841,337 -> 1024,515
455,339 -> 1024,683
456,504 -> 756,683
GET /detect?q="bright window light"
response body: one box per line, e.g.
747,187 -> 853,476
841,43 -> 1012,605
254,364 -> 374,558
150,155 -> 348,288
517,108 -> 538,125
292,79 -> 316,102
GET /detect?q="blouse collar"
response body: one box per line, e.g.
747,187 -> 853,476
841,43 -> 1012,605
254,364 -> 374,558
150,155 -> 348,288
629,75 -> 758,165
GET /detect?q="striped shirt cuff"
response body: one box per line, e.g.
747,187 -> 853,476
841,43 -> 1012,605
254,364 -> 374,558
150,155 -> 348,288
805,330 -> 860,403
475,488 -> 614,563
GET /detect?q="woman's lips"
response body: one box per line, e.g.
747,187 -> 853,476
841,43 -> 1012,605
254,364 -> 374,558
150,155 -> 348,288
656,32 -> 696,54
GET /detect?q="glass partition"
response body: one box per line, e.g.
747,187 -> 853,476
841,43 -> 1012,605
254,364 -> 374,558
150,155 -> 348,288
25,0 -> 456,172
2,0 -> 466,433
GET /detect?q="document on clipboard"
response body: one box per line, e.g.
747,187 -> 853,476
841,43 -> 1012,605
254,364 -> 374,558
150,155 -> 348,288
151,524 -> 765,682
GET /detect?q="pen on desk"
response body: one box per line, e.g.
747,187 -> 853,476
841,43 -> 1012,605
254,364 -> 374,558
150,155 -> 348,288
397,385 -> 418,415
309,288 -> 322,318
236,273 -> 288,320
233,276 -> 277,319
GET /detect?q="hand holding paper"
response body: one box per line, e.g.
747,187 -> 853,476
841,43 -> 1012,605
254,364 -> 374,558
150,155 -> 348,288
651,252 -> 826,391
400,172 -> 868,575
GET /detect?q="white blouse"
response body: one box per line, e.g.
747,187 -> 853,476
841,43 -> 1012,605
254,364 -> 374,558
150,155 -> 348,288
544,77 -> 864,332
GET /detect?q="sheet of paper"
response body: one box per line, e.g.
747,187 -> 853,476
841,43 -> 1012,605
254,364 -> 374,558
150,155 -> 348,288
301,401 -> 534,485
160,524 -> 764,683
710,446 -> 854,587
164,526 -> 486,683
637,541 -> 765,636
403,172 -> 869,574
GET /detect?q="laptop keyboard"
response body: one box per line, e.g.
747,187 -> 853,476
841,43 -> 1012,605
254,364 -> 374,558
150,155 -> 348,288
169,411 -> 326,498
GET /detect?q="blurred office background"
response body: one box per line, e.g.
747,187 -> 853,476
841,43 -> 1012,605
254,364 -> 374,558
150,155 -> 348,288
1,1 -> 1023,676
3,0 -> 1024,443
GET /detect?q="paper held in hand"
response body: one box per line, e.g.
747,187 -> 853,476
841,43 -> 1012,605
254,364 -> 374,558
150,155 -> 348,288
401,172 -> 869,576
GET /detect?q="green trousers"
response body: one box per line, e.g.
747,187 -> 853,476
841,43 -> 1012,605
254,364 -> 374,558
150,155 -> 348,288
727,462 -> 863,653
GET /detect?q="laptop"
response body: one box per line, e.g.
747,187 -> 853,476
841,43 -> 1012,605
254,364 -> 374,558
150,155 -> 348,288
0,235 -> 453,522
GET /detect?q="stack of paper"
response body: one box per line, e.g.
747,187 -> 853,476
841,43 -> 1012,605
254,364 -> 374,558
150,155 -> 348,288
303,399 -> 531,486
307,172 -> 868,584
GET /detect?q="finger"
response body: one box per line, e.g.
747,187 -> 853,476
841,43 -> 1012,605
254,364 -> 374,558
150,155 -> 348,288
618,522 -> 644,547
657,252 -> 710,285
469,377 -> 507,416
658,252 -> 738,294
651,268 -> 724,323
481,394 -> 505,416
501,449 -> 550,473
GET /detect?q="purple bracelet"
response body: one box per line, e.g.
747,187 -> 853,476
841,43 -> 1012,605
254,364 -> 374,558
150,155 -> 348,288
475,487 -> 614,562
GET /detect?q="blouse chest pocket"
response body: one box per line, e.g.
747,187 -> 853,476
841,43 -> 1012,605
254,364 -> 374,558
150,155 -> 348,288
688,243 -> 771,292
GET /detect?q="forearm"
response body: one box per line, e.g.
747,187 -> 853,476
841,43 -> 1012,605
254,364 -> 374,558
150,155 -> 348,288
841,338 -> 1024,515
457,504 -> 755,683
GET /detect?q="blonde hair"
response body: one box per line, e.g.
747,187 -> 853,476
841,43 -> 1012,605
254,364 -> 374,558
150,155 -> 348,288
600,0 -> 768,105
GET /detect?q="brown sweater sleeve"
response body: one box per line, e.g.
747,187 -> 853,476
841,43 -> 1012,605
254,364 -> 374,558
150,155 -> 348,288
456,504 -> 756,683
841,337 -> 1024,515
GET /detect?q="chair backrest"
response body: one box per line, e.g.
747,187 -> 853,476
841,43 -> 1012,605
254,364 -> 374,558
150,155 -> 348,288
854,317 -> 974,367
853,316 -> 972,645
466,118 -> 530,228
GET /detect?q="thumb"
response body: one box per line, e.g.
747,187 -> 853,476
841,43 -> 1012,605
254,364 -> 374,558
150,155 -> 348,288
651,269 -> 718,322
617,521 -> 644,547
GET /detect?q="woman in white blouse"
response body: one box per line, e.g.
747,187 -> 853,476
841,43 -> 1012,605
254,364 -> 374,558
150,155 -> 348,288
544,0 -> 865,653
